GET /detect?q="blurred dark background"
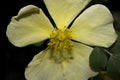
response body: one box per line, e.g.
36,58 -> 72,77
0,0 -> 119,80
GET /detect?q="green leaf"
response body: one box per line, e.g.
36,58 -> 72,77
91,72 -> 112,80
106,32 -> 120,80
113,11 -> 120,32
110,32 -> 120,55
90,47 -> 109,71
107,55 -> 120,80
33,41 -> 45,47
33,39 -> 48,47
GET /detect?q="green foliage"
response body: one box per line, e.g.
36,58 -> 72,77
107,55 -> 120,80
90,32 -> 120,80
110,32 -> 120,55
33,41 -> 45,47
90,47 -> 109,71
91,72 -> 112,80
113,11 -> 120,32
106,32 -> 120,80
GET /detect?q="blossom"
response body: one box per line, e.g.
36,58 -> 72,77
6,0 -> 117,80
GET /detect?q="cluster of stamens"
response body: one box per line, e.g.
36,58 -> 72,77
48,28 -> 73,50
48,28 -> 74,63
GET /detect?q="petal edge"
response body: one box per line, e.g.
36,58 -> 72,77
71,4 -> 117,47
6,5 -> 53,47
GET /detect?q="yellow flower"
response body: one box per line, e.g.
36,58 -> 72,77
6,0 -> 117,80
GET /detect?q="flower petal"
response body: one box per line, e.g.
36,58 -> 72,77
71,4 -> 117,47
62,42 -> 97,80
6,5 -> 53,47
44,0 -> 91,29
25,50 -> 64,80
25,42 -> 97,80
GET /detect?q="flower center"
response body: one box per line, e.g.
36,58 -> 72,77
48,28 -> 73,50
48,28 -> 74,63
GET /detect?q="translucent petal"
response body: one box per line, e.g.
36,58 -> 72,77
44,0 -> 91,29
25,42 -> 97,80
6,5 -> 53,47
71,4 -> 117,47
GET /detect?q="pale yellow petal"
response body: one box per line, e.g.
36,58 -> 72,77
6,5 -> 53,47
71,4 -> 117,47
61,42 -> 97,80
25,50 -> 64,80
25,42 -> 97,80
44,0 -> 91,29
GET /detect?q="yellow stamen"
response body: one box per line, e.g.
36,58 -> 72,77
48,28 -> 74,63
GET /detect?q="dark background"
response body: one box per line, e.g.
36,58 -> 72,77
0,0 -> 119,80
